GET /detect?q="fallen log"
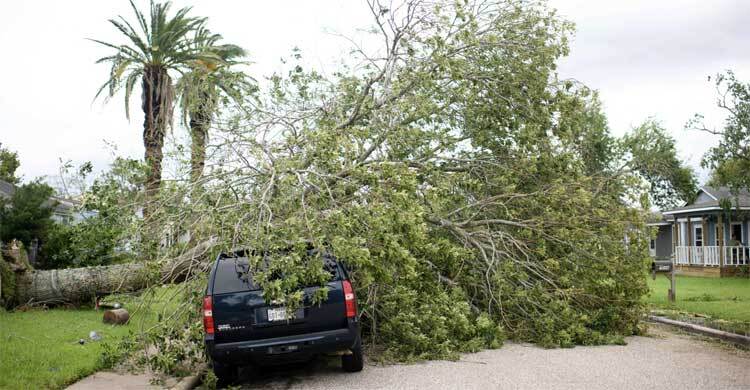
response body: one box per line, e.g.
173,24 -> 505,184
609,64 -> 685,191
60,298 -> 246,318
2,238 -> 217,308
103,308 -> 130,325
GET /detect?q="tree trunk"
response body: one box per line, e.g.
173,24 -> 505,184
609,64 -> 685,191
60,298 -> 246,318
189,89 -> 215,184
13,263 -> 147,306
142,66 -> 173,220
3,238 -> 216,308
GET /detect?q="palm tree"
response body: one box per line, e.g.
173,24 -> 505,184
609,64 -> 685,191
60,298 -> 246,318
93,0 -> 219,217
177,28 -> 252,184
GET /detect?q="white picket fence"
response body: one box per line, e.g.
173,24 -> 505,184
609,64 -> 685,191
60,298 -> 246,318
675,246 -> 749,266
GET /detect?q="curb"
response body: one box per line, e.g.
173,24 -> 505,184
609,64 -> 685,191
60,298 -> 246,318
649,315 -> 750,346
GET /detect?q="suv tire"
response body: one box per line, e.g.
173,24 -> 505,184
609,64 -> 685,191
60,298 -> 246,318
342,339 -> 364,372
212,361 -> 237,385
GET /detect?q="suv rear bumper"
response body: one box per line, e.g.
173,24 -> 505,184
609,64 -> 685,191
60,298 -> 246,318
206,322 -> 360,365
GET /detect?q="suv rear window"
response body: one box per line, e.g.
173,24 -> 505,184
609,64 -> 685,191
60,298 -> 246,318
212,255 -> 342,295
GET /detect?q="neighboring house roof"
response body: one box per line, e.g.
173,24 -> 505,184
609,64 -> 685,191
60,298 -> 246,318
662,186 -> 750,215
646,212 -> 672,226
47,196 -> 80,216
0,179 -> 82,219
0,179 -> 15,199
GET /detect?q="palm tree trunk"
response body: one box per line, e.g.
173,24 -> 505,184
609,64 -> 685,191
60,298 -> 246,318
142,66 -> 173,220
189,90 -> 214,184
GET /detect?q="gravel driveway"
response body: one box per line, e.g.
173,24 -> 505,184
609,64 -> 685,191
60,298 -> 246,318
235,324 -> 750,390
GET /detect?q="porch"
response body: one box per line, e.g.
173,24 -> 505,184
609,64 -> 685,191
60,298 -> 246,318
651,186 -> 750,277
674,246 -> 749,267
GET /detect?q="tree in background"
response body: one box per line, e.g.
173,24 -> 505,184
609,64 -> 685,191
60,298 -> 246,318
622,119 -> 697,209
689,71 -> 750,191
93,0 -> 218,218
0,181 -> 55,247
0,143 -> 20,185
177,28 -> 253,184
38,158 -> 146,269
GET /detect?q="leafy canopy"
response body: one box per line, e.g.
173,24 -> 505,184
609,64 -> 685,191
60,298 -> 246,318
690,71 -> 750,191
0,181 -> 55,247
622,119 -> 697,209
0,143 -> 20,185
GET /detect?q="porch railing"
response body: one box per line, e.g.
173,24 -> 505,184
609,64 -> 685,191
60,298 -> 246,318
674,246 -> 749,266
726,246 -> 750,266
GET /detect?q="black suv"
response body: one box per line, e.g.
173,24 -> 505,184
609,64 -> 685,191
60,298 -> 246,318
203,249 -> 363,382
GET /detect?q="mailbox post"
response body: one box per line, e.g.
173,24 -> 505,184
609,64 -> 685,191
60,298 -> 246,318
651,259 -> 675,302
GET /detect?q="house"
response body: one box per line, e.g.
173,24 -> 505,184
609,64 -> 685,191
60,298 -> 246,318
648,186 -> 750,277
0,178 -> 90,225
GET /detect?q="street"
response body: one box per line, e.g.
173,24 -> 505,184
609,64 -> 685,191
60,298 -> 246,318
236,325 -> 750,390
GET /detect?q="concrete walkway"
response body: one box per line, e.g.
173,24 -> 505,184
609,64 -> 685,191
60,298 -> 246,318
67,371 -> 158,390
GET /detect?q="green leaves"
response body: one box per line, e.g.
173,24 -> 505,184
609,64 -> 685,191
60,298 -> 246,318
0,180 -> 55,247
0,143 -> 20,185
695,71 -> 750,191
622,119 -> 697,209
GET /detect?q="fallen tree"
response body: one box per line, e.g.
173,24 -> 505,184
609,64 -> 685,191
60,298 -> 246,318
128,0 -> 695,362
1,239 -> 216,307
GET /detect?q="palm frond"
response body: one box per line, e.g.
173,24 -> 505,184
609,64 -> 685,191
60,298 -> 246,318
93,0 -> 213,117
123,69 -> 143,120
128,0 -> 150,45
113,16 -> 149,56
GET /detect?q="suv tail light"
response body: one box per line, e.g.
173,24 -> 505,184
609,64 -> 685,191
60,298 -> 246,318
342,280 -> 357,318
203,296 -> 215,335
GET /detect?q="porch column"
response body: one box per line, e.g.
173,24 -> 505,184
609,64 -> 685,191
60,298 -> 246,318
718,214 -> 724,267
672,219 -> 678,258
702,217 -> 708,264
685,217 -> 693,264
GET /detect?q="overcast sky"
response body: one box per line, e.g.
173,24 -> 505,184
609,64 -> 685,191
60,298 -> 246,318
1,0 -> 748,185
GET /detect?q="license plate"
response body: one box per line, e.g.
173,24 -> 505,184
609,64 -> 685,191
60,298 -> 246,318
267,307 -> 289,322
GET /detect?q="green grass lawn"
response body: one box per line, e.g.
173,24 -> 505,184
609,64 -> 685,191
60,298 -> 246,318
0,285 -> 185,389
646,275 -> 750,333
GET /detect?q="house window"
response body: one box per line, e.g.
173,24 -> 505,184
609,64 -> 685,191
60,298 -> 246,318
650,239 -> 655,250
694,226 -> 703,247
730,222 -> 743,246
715,225 -> 724,246
680,221 -> 688,246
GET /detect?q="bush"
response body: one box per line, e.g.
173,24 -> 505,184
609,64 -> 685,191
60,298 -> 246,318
0,181 -> 55,247
0,258 -> 15,307
38,216 -> 130,269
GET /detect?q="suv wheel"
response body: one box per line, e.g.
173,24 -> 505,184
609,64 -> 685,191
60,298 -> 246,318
341,339 -> 364,372
212,361 -> 237,385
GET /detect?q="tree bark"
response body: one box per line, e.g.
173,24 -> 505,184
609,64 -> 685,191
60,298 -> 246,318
189,89 -> 215,184
3,238 -> 216,308
142,65 -> 173,220
13,263 -> 147,306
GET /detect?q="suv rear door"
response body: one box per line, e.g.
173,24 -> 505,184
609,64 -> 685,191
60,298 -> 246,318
210,256 -> 348,344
